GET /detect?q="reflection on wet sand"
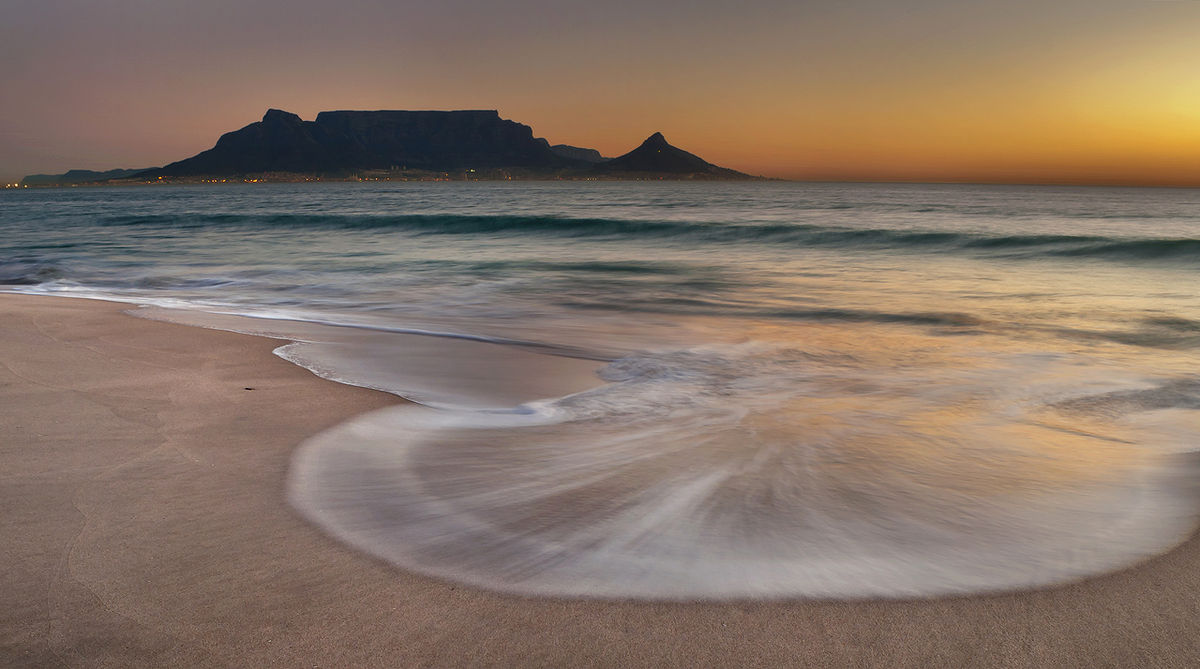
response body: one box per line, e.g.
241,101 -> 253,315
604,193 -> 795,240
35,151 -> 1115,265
288,322 -> 1200,600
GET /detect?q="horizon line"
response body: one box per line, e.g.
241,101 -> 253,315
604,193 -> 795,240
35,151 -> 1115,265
7,175 -> 1200,191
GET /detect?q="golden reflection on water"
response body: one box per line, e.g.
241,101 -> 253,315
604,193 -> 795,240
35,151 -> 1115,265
726,317 -> 1190,499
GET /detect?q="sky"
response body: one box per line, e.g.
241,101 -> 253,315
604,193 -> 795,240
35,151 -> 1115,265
2,0 -> 1199,185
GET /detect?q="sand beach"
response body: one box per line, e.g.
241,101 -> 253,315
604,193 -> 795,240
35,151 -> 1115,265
2,293 -> 1199,668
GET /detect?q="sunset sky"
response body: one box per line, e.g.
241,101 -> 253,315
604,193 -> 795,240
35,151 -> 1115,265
2,0 -> 1199,185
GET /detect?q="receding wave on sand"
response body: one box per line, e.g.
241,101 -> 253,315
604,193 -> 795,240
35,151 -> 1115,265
286,335 -> 1200,601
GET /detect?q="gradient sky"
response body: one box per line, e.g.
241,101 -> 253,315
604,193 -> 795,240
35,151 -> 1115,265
2,0 -> 1199,184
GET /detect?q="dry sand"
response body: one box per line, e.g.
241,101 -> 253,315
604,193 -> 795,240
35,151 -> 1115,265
1,293 -> 1198,668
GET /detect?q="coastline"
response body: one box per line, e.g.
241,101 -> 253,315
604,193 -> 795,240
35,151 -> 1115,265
2,293 -> 1199,668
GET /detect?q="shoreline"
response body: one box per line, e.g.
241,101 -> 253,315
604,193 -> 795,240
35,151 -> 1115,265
3,292 -> 1199,667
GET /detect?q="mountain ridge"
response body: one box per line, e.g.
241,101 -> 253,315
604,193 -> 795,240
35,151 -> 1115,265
22,109 -> 763,184
147,109 -> 576,177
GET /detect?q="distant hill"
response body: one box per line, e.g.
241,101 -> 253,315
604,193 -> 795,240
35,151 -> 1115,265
590,133 -> 753,179
545,143 -> 608,164
20,168 -> 155,187
144,109 -> 583,177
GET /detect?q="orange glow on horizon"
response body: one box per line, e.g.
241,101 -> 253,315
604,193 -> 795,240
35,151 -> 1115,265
3,1 -> 1199,187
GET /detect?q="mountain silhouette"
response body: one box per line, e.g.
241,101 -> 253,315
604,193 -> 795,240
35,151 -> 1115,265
590,132 -> 752,178
15,110 -> 768,182
146,109 -> 582,177
21,167 -> 155,186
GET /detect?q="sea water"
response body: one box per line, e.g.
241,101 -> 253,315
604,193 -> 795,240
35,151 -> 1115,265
3,181 -> 1199,599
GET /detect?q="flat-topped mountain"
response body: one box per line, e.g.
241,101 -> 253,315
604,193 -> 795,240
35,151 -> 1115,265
148,109 -> 576,177
591,132 -> 752,179
23,109 -> 763,183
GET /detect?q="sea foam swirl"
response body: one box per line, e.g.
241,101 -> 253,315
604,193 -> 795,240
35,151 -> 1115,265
289,339 -> 1200,599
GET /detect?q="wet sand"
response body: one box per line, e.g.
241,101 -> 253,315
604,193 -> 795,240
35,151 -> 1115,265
2,293 -> 1198,668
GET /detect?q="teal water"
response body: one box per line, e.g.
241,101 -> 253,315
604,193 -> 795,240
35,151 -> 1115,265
3,181 -> 1199,599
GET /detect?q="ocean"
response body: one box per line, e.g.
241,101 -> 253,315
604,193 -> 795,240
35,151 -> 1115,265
3,181 -> 1199,599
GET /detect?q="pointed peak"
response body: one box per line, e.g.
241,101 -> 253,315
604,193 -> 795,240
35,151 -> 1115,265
642,132 -> 669,147
262,109 -> 303,124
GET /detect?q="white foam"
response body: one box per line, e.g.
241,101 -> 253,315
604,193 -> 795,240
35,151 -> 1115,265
288,346 -> 1200,600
